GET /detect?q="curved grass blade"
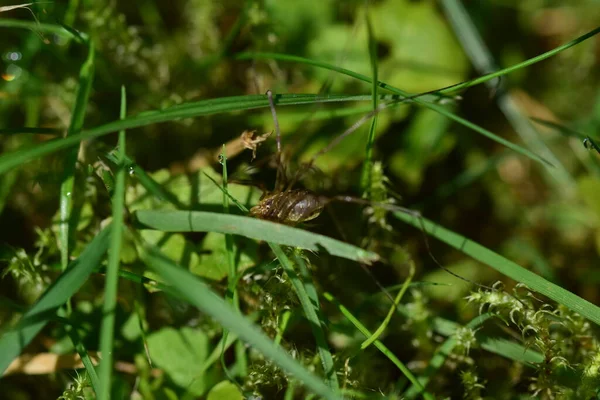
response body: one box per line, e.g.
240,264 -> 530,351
65,325 -> 100,393
531,118 -> 600,175
323,292 -> 434,400
217,147 -> 248,383
59,39 -> 95,273
138,242 -> 342,400
393,212 -> 600,327
0,93 -> 407,175
424,25 -> 600,95
0,18 -> 75,38
98,86 -> 127,400
133,210 -> 378,264
532,117 -> 595,141
430,318 -> 544,365
233,52 -> 561,167
479,337 -> 544,364
360,262 -> 414,350
360,9 -> 379,193
440,0 -> 575,188
0,225 -> 111,375
235,24 -> 600,103
272,247 -> 339,391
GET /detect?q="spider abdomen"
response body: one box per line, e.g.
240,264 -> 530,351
249,189 -> 325,225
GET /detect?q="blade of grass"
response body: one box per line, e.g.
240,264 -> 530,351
531,118 -> 600,175
233,53 -> 452,103
272,246 -> 339,391
133,210 -> 378,264
98,86 -> 127,400
234,24 -> 600,102
427,25 -> 600,95
236,38 -> 595,166
440,0 -> 575,189
218,146 -> 247,383
0,225 -> 111,375
65,324 -> 100,393
138,242 -> 342,400
393,212 -> 600,327
478,336 -> 544,365
220,148 -> 236,299
274,310 -> 292,347
430,318 -> 545,365
360,262 -> 414,350
0,18 -> 75,38
360,9 -> 379,194
58,39 -> 94,274
0,93 -> 411,175
323,291 -> 434,400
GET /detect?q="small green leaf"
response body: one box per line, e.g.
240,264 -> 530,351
147,327 -> 208,395
206,381 -> 243,400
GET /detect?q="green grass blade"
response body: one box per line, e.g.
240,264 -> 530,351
220,148 -> 237,302
274,310 -> 292,347
0,18 -> 76,38
530,117 -> 590,141
65,325 -> 100,393
431,318 -> 543,364
59,40 -> 94,272
393,212 -> 600,327
234,51 -> 574,167
133,210 -> 378,264
0,225 -> 111,375
427,25 -> 600,95
218,147 -> 247,382
360,9 -> 379,193
271,246 -> 339,391
0,93 -> 407,175
323,292 -> 434,400
98,86 -> 127,400
479,337 -> 543,364
360,262 -> 414,350
440,0 -> 575,188
138,242 -> 342,400
531,118 -> 600,175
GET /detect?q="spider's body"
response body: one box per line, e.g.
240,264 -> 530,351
249,189 -> 325,225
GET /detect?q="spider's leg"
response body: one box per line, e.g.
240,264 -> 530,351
266,90 -> 288,192
331,195 -> 492,289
